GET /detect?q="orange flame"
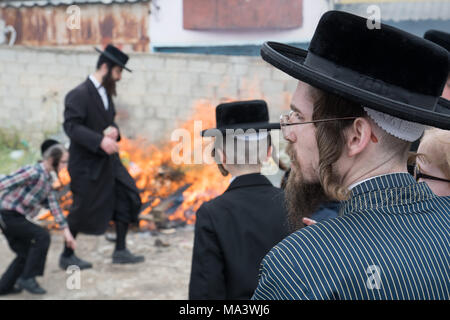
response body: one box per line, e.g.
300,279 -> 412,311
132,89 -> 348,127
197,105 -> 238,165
119,101 -> 230,225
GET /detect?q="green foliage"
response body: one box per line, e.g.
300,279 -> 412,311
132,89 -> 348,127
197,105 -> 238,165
0,129 -> 39,175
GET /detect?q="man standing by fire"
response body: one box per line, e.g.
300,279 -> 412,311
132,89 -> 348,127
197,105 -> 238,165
60,44 -> 144,270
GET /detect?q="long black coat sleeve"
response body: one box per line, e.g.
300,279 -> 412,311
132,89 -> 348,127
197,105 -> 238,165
63,89 -> 104,154
189,204 -> 227,300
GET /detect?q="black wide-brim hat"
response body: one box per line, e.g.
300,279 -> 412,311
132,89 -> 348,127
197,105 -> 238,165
260,11 -> 450,129
95,44 -> 132,72
201,100 -> 280,137
424,30 -> 450,52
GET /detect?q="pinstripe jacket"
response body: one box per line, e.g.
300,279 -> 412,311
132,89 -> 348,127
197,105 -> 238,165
252,173 -> 450,300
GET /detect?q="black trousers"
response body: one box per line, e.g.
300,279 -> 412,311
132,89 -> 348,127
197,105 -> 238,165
63,180 -> 136,256
0,210 -> 50,292
113,180 -> 136,224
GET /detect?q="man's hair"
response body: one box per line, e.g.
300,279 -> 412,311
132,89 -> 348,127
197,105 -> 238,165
96,55 -> 116,70
309,86 -> 411,200
213,132 -> 272,169
96,55 -> 118,96
42,144 -> 66,172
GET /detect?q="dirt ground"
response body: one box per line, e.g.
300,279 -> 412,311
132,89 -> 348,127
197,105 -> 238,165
0,225 -> 195,300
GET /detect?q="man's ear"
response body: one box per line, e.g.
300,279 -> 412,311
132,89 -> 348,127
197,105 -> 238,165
99,62 -> 109,75
346,118 -> 372,158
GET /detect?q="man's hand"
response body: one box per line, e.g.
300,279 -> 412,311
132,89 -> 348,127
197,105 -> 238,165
63,227 -> 77,250
104,126 -> 119,141
302,217 -> 317,226
100,136 -> 118,155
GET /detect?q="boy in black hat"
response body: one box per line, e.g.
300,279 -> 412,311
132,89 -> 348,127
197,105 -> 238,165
253,11 -> 449,300
189,100 -> 289,300
61,44 -> 143,269
0,140 -> 76,295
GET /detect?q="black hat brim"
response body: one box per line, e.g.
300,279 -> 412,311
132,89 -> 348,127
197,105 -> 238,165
261,42 -> 450,130
201,122 -> 280,137
95,47 -> 132,72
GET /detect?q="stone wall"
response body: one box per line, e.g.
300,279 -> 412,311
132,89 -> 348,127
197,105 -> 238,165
0,45 -> 297,147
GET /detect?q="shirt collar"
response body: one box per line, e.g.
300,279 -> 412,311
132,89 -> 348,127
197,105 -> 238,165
341,173 -> 436,216
225,173 -> 272,193
349,173 -> 416,195
229,172 -> 262,185
89,74 -> 102,90
348,173 -> 404,190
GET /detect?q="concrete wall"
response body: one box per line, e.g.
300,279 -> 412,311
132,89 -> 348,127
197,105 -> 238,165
0,45 -> 297,147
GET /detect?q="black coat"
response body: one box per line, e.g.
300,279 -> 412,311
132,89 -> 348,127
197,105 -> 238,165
63,78 -> 141,235
189,173 -> 289,300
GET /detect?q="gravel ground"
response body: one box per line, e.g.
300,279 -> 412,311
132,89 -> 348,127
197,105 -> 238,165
0,225 -> 195,300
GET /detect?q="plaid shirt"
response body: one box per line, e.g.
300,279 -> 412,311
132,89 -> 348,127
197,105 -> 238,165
0,163 -> 67,228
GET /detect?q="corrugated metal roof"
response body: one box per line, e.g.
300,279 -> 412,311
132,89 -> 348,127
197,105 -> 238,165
335,1 -> 450,21
0,0 -> 150,8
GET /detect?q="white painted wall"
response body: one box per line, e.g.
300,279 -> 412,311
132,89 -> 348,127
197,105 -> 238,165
149,0 -> 331,48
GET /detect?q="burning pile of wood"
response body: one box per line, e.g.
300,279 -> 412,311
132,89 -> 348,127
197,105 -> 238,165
38,170 -> 195,230
38,102 -> 230,231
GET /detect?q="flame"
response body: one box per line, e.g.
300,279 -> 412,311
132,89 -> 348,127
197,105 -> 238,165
40,101 -> 230,229
119,101 -> 230,226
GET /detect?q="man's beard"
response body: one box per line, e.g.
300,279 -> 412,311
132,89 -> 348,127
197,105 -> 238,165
102,69 -> 117,97
284,144 -> 330,232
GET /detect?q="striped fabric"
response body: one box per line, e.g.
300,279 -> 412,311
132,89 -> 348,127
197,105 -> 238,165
252,173 -> 450,300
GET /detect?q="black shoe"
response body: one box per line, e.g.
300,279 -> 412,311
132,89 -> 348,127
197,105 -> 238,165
0,285 -> 23,296
112,249 -> 145,264
16,278 -> 46,295
59,254 -> 93,270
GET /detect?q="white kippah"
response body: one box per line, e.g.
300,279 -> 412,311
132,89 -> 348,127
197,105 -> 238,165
364,107 -> 427,142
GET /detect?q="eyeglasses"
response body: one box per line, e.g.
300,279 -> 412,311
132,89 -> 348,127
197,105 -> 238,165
279,110 -> 357,139
414,165 -> 450,184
